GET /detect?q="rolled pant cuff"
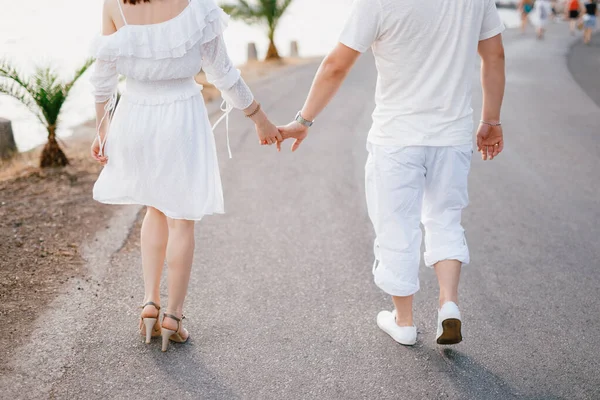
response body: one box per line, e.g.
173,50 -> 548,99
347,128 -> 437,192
424,245 -> 470,268
374,268 -> 420,296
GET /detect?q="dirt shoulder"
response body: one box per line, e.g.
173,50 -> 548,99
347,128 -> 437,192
0,57 -> 313,367
0,133 -> 112,368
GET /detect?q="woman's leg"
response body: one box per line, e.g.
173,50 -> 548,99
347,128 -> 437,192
141,207 -> 168,317
584,28 -> 591,44
163,218 -> 195,335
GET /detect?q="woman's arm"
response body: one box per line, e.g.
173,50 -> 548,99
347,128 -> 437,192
200,36 -> 281,145
91,0 -> 118,164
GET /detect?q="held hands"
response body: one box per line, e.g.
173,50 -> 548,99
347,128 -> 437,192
246,102 -> 282,146
255,116 -> 282,146
476,122 -> 504,161
276,121 -> 309,152
254,117 -> 309,152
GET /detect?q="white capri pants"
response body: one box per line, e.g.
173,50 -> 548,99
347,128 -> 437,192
365,143 -> 472,297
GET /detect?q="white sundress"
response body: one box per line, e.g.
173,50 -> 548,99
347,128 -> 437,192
90,0 -> 254,220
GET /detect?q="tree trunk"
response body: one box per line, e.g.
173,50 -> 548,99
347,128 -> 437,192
265,39 -> 281,60
40,126 -> 69,168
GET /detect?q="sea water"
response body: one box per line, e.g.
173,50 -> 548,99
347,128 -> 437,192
0,0 -> 519,151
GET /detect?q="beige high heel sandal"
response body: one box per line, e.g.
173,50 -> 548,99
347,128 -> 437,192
161,313 -> 189,352
139,301 -> 161,344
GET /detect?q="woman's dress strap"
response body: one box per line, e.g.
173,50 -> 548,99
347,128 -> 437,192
115,0 -> 128,25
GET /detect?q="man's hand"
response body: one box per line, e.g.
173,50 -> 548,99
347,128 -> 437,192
276,121 -> 309,152
476,123 -> 504,160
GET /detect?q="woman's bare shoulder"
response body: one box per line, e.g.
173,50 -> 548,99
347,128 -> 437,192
101,0 -> 118,35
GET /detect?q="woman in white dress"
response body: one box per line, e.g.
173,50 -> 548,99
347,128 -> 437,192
90,0 -> 281,351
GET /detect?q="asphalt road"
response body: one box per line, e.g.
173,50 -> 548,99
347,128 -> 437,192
569,32 -> 600,108
3,24 -> 600,400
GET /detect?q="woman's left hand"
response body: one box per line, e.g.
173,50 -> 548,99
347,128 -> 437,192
91,136 -> 109,165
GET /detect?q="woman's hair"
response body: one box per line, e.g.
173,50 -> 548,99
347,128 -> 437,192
123,0 -> 150,4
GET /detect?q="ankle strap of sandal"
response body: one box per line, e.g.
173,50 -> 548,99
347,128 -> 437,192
140,301 -> 161,310
163,313 -> 185,322
163,313 -> 185,333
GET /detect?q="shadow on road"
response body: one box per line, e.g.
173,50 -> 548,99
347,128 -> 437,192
149,339 -> 240,399
409,346 -> 567,400
568,32 -> 600,108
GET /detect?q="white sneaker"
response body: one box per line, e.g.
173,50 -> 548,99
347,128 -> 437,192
436,302 -> 462,345
377,310 -> 417,346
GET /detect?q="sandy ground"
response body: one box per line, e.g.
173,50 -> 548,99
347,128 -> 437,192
0,135 -> 111,370
0,57 -> 311,368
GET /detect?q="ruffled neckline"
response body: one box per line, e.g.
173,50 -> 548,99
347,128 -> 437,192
92,0 -> 229,61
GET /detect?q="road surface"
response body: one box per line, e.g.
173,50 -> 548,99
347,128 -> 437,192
2,25 -> 599,400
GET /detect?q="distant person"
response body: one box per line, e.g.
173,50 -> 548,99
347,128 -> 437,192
519,0 -> 535,32
90,0 -> 282,352
583,0 -> 598,43
567,0 -> 582,34
531,0 -> 553,39
551,0 -> 559,20
277,0 -> 506,346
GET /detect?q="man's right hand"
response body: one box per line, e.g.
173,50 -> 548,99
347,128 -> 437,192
476,123 -> 504,161
276,121 -> 309,152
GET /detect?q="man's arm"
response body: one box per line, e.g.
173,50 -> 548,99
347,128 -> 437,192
299,43 -> 360,122
277,43 -> 360,151
478,34 -> 505,124
477,34 -> 506,160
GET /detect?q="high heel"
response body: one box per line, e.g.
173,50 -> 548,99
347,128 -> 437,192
161,313 -> 189,352
139,301 -> 161,344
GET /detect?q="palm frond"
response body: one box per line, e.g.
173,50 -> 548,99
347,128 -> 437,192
221,1 -> 263,24
0,58 -> 91,129
65,57 -> 95,94
0,80 -> 45,125
29,66 -> 65,127
275,0 -> 294,18
0,59 -> 35,97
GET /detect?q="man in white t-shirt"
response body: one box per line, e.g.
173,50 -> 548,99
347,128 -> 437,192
278,0 -> 506,346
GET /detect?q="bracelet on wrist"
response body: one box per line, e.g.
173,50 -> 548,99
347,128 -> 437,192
245,102 -> 261,118
480,120 -> 501,127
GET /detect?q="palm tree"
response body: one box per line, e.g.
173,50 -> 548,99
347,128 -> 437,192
221,0 -> 294,60
0,58 -> 94,168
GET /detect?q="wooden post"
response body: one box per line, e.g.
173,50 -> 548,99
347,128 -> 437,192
0,117 -> 17,160
290,41 -> 299,58
247,43 -> 258,62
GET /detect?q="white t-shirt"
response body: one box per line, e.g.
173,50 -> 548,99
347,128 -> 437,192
339,0 -> 505,147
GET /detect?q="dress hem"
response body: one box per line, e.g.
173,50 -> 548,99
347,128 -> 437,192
94,196 -> 224,221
